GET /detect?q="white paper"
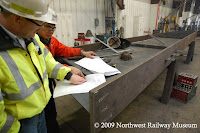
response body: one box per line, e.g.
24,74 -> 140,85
75,56 -> 121,76
53,74 -> 106,98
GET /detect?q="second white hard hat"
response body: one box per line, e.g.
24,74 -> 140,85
44,8 -> 57,24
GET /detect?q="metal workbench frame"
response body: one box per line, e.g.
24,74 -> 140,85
68,31 -> 197,133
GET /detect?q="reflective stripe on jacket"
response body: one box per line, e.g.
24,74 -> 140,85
0,34 -> 71,133
46,36 -> 82,58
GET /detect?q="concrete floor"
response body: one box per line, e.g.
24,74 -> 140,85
55,37 -> 200,133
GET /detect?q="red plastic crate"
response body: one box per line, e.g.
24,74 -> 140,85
177,82 -> 193,92
172,86 -> 197,103
177,72 -> 198,86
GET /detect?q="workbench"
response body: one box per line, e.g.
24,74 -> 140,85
63,31 -> 197,133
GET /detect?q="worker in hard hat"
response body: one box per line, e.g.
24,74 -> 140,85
0,0 -> 87,133
37,8 -> 97,133
37,9 -> 97,59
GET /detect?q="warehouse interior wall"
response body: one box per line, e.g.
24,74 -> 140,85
149,0 -> 173,32
116,0 -> 151,38
49,0 -> 197,47
150,0 -> 197,32
49,0 -> 106,47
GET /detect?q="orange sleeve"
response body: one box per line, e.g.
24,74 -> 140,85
63,64 -> 68,67
51,36 -> 82,58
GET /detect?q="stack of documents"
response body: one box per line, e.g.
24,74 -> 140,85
75,56 -> 121,76
53,74 -> 106,98
53,56 -> 121,97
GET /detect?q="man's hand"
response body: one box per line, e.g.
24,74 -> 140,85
68,66 -> 85,78
82,51 -> 97,59
69,74 -> 87,84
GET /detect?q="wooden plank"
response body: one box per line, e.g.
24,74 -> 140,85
89,31 -> 197,133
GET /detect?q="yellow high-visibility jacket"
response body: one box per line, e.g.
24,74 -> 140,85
0,32 -> 71,133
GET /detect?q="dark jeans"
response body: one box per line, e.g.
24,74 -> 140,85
19,110 -> 46,133
45,78 -> 59,133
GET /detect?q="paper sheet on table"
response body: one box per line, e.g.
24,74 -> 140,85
53,74 -> 106,98
75,56 -> 121,76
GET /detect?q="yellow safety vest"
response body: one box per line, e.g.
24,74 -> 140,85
0,34 -> 71,133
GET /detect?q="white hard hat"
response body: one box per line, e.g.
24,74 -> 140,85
0,0 -> 52,22
44,8 -> 57,24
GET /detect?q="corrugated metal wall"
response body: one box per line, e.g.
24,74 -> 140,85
49,0 -> 105,47
49,0 -> 191,46
116,0 -> 151,37
49,0 -> 153,45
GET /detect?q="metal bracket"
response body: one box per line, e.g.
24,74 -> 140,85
165,50 -> 182,61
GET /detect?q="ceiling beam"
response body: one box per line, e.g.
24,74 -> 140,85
193,0 -> 200,14
151,0 -> 160,4
173,0 -> 184,2
116,0 -> 125,10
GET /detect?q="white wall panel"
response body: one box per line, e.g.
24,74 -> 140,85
49,0 -> 179,44
50,0 -> 105,47
124,15 -> 134,38
53,13 -> 62,43
52,13 -> 74,47
60,0 -> 66,12
143,3 -> 151,33
64,14 -> 74,46
52,0 -> 60,13
149,4 -> 158,32
117,0 -> 151,37
133,16 -> 144,36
